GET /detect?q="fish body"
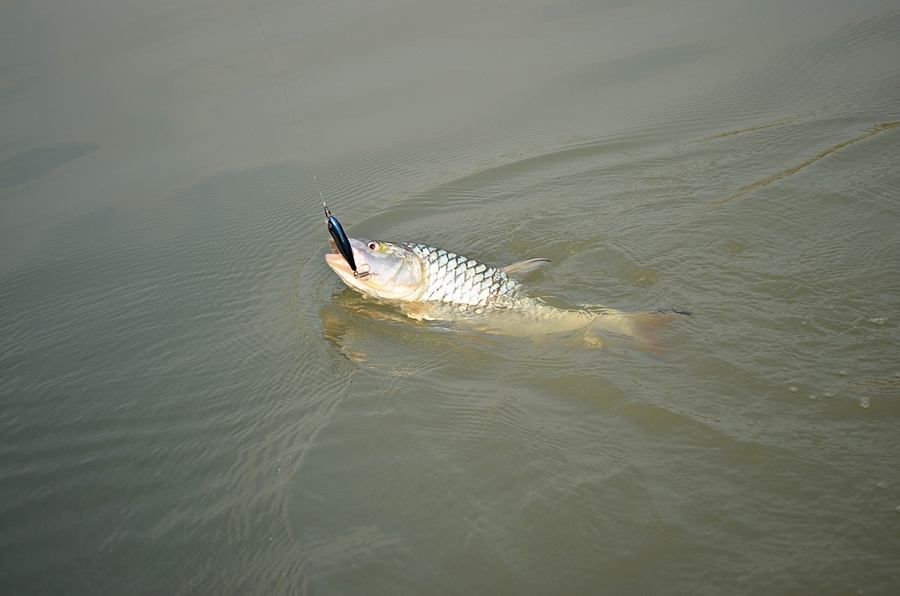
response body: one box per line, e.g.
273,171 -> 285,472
325,237 -> 684,348
325,238 -> 533,310
405,243 -> 523,309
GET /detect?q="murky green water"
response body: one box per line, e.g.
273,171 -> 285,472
2,0 -> 899,594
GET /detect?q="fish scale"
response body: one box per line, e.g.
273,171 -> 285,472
404,243 -> 521,308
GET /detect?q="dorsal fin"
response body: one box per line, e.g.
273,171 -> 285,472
501,258 -> 550,276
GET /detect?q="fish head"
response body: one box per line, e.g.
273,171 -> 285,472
325,238 -> 425,301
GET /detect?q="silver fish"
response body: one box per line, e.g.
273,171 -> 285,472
325,237 -> 684,349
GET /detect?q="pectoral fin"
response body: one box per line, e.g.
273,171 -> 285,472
501,258 -> 550,276
399,302 -> 441,321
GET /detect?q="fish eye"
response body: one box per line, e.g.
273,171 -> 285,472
368,241 -> 377,250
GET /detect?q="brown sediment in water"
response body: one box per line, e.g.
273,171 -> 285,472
699,117 -> 797,142
717,121 -> 900,206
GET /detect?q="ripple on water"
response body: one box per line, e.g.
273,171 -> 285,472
0,143 -> 100,189
3,0 -> 900,592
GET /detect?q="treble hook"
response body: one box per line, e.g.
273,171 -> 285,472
353,263 -> 371,279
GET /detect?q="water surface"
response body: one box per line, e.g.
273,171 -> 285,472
2,0 -> 899,594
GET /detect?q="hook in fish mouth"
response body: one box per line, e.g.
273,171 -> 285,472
325,240 -> 372,279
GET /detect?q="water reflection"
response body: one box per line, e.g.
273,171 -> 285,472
320,290 -> 427,363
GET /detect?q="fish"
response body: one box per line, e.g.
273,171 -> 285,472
325,237 -> 687,351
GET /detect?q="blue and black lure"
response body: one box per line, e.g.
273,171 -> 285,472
323,202 -> 368,277
317,175 -> 368,278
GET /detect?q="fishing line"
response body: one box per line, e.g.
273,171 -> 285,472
248,1 -> 363,275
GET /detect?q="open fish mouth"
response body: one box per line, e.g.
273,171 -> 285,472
325,239 -> 347,264
325,250 -> 353,275
325,240 -> 348,270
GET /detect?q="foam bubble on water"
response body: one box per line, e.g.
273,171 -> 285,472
824,392 -> 835,398
809,394 -> 817,400
868,317 -> 887,325
859,398 -> 870,409
839,370 -> 848,376
875,480 -> 888,489
789,385 -> 799,393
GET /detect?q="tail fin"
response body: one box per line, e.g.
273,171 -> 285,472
588,309 -> 690,355
632,310 -> 690,355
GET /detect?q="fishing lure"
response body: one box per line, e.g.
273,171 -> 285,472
322,202 -> 359,274
316,177 -> 369,278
